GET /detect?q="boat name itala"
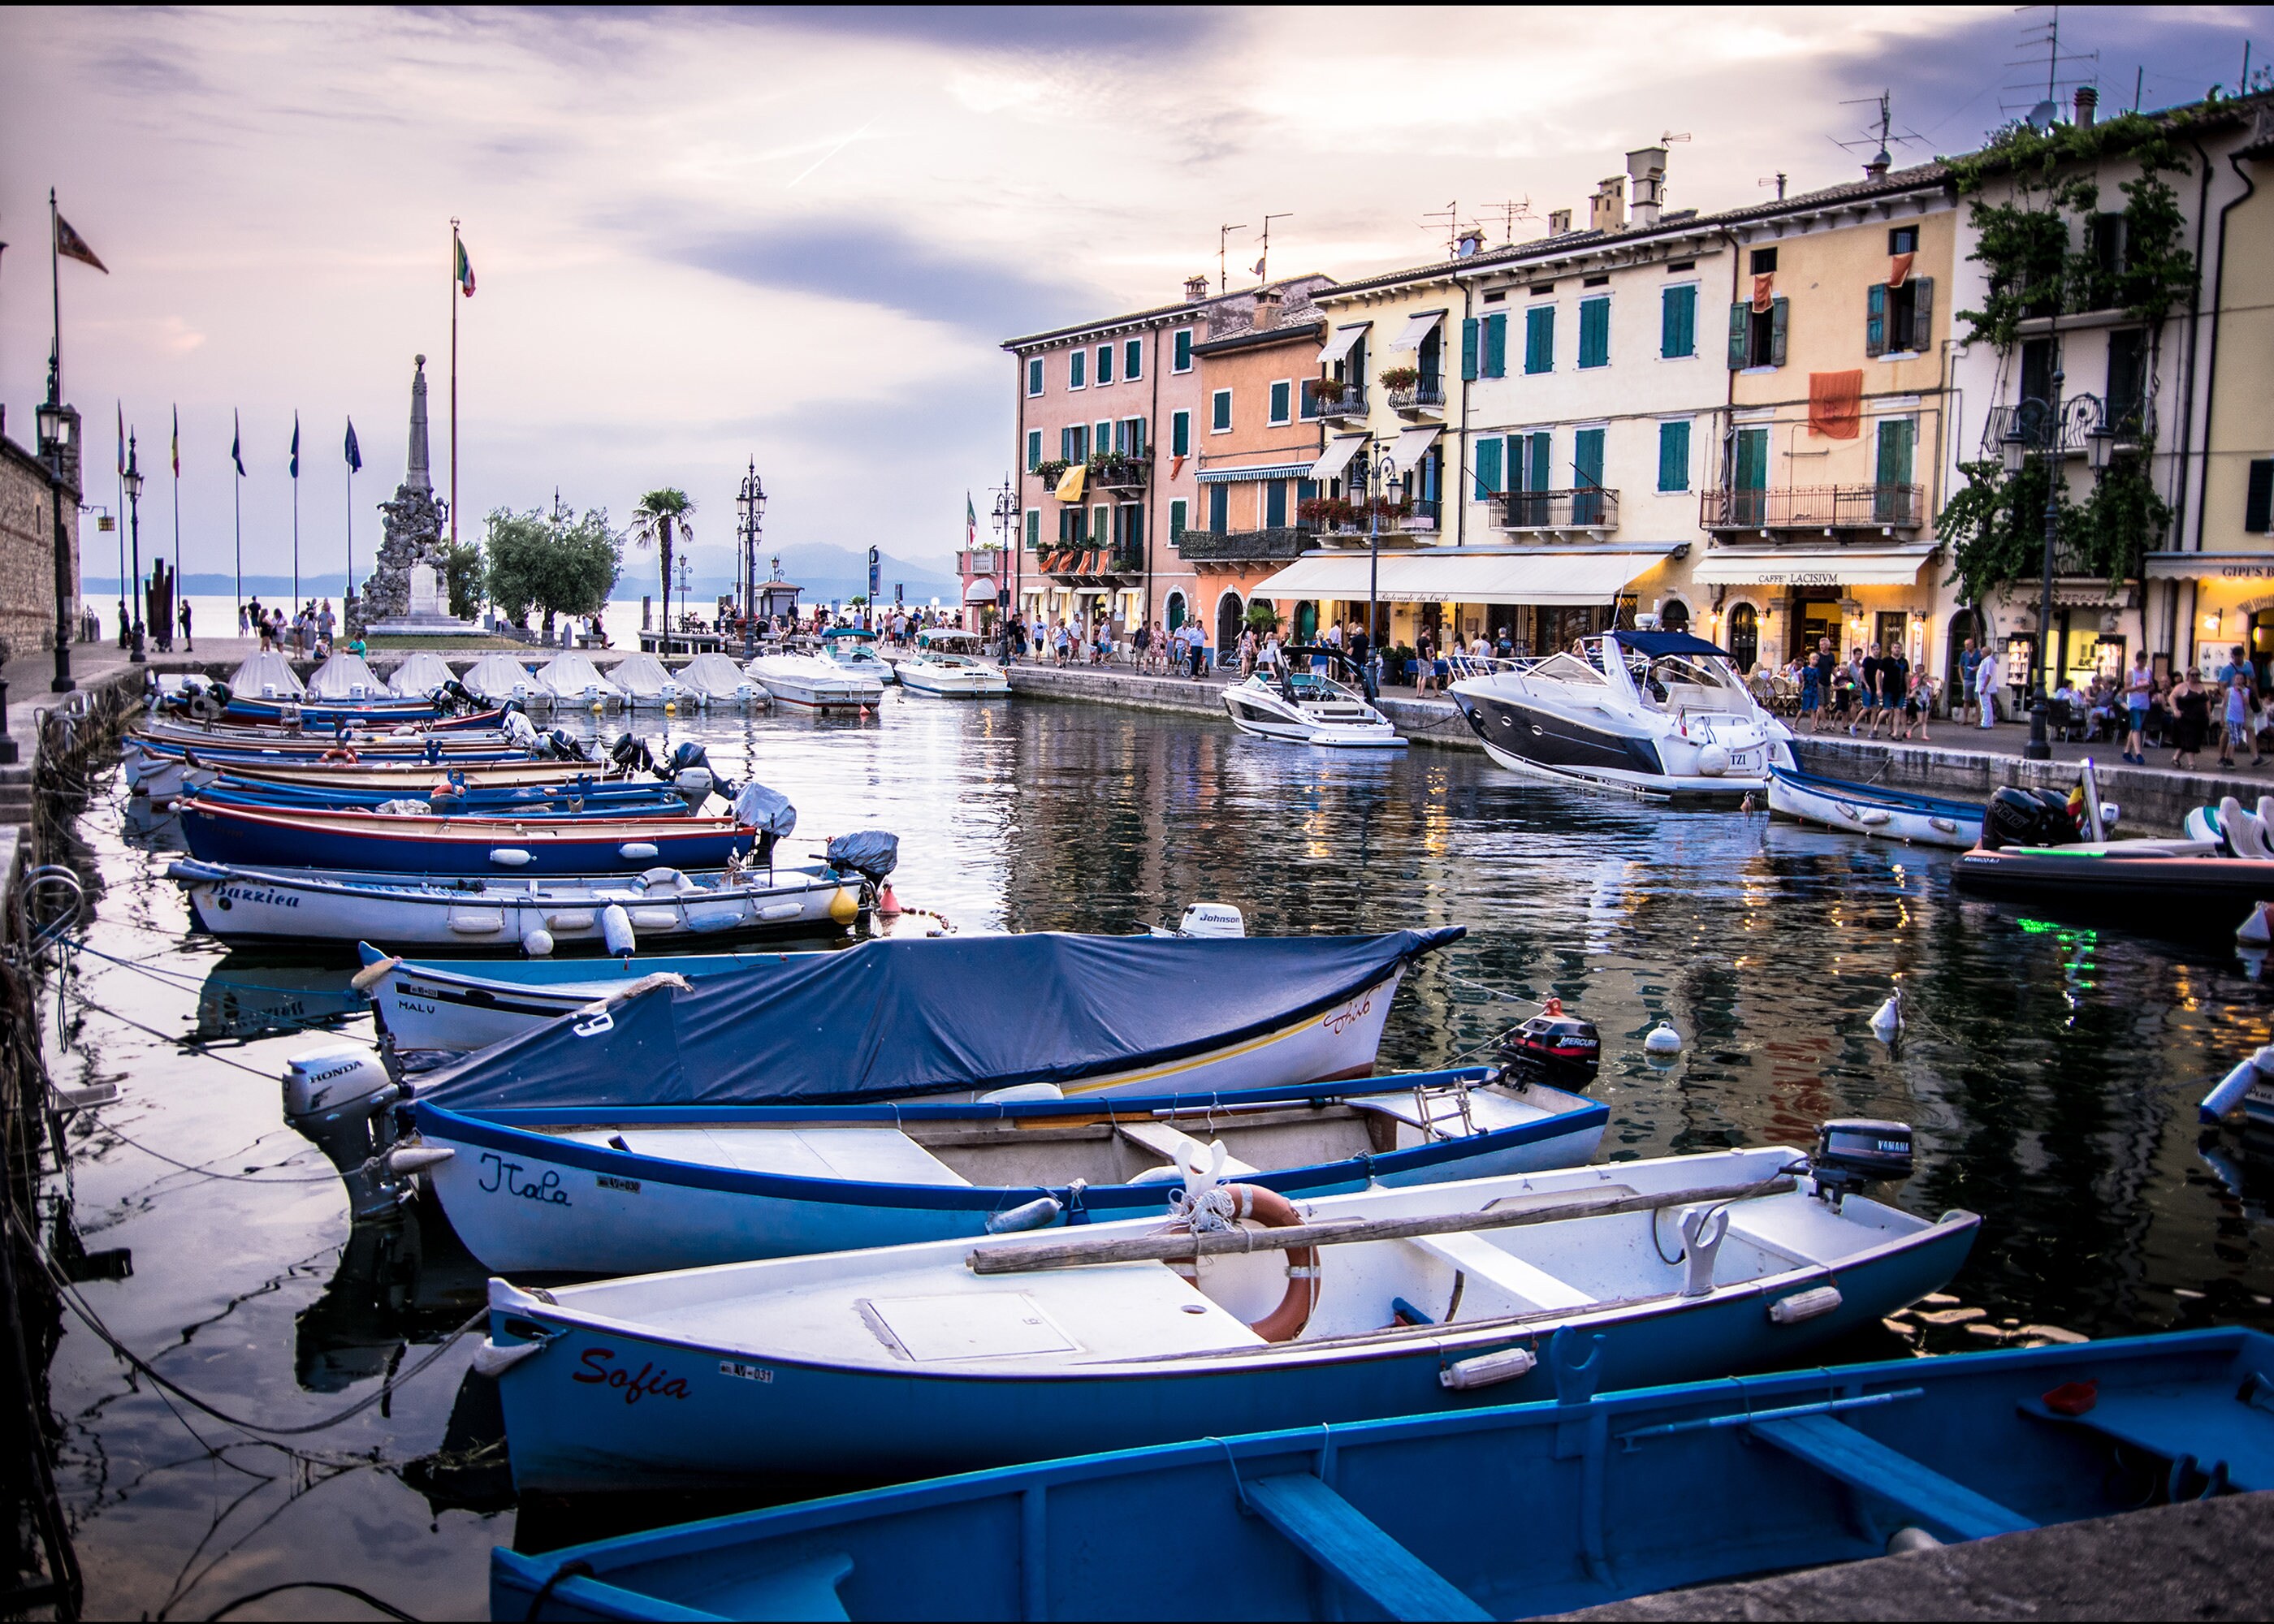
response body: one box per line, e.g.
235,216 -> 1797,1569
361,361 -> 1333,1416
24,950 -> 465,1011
573,1347 -> 692,1405
478,1152 -> 570,1206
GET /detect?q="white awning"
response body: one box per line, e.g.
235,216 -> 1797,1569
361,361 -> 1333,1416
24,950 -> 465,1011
1317,322 -> 1370,365
1689,544 -> 1937,588
1249,549 -> 1671,607
1195,462 -> 1313,485
962,579 -> 996,603
2143,551 -> 2274,581
1389,309 -> 1445,351
1390,425 -> 1443,469
1308,434 -> 1368,483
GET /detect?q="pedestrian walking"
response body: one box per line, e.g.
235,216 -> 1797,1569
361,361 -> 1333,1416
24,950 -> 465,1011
179,599 -> 193,652
1974,642 -> 2000,728
2220,663 -> 2262,768
2124,650 -> 2154,765
2172,667 -> 2210,770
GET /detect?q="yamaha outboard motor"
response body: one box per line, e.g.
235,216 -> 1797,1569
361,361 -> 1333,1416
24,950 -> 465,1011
1807,1118 -> 1915,1210
1498,998 -> 1601,1091
1981,786 -> 2081,851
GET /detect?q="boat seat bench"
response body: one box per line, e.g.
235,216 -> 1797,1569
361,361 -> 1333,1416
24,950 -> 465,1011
2021,1383 -> 2274,1492
1409,1231 -> 1593,1314
1244,1472 -> 1489,1622
1113,1120 -> 1260,1177
1749,1412 -> 2035,1541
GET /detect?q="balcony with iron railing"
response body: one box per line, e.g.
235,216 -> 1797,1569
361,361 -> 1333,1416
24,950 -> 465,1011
1088,452 -> 1151,493
1174,525 -> 1315,564
1699,484 -> 1925,532
1979,395 -> 2154,459
1385,379 -> 1446,418
1306,385 -> 1368,421
1500,487 -> 1620,533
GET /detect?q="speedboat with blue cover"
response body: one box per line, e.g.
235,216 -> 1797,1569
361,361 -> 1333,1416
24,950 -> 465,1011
397,1067 -> 1606,1273
491,1325 -> 2273,1621
1450,630 -> 1794,802
478,1126 -> 1975,1490
1767,765 -> 1984,848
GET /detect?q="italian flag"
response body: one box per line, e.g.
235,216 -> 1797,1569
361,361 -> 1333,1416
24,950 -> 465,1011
456,237 -> 476,297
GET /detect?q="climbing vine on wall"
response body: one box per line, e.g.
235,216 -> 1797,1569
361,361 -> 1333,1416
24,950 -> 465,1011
1940,455 -> 2172,603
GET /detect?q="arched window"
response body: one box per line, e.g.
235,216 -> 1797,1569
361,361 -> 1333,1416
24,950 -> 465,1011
1165,591 -> 1187,632
1295,600 -> 1318,641
1659,598 -> 1691,633
1216,591 -> 1244,654
1727,603 -> 1758,672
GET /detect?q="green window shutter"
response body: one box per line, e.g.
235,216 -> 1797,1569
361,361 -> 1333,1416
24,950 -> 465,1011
1909,277 -> 1934,352
1070,350 -> 1085,388
1128,418 -> 1146,458
1578,297 -> 1610,368
1460,317 -> 1480,381
1573,427 -> 1605,487
1208,484 -> 1228,533
1213,391 -> 1231,432
1172,411 -> 1190,457
1876,418 -> 1915,487
1266,481 -> 1288,527
1658,421 -> 1691,492
1026,430 -> 1041,472
1096,420 -> 1110,456
1474,434 -> 1503,499
1662,285 -> 1695,358
1270,381 -> 1290,422
1525,306 -> 1554,374
1097,345 -> 1113,385
1169,498 -> 1188,539
1727,301 -> 1749,369
1770,296 -> 1789,367
2248,460 -> 2274,532
1484,313 -> 1507,377
1092,506 -> 1108,546
1126,338 -> 1143,380
1027,357 -> 1043,395
1736,428 -> 1769,492
1865,283 -> 1887,357
1528,431 -> 1552,491
1174,330 -> 1192,371
1025,510 -> 1039,547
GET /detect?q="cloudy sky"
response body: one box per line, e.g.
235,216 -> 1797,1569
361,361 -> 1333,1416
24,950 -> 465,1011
3,4 -> 2268,590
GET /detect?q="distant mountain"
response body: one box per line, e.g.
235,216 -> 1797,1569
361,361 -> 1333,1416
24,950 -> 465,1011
628,541 -> 962,607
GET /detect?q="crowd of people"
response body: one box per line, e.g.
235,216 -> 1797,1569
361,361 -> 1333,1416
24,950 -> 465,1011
241,598 -> 344,659
1772,637 -> 1936,743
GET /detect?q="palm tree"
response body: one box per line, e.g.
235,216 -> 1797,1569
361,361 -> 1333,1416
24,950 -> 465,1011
629,489 -> 695,640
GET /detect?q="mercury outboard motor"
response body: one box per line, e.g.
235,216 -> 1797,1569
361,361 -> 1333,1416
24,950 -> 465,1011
1808,1118 -> 1915,1210
1498,998 -> 1601,1091
1981,786 -> 2080,851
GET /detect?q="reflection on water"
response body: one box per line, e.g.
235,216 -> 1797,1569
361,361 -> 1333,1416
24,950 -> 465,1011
38,694 -> 2274,1613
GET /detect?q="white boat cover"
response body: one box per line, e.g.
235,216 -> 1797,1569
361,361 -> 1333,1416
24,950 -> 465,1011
460,652 -> 537,702
305,651 -> 386,701
608,654 -> 678,701
536,651 -> 624,699
677,654 -> 755,700
387,650 -> 459,697
228,650 -> 305,698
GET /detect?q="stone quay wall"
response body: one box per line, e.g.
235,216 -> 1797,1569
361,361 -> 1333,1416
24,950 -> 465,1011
0,434 -> 79,664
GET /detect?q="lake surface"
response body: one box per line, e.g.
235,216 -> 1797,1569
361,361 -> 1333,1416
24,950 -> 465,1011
38,693 -> 2274,1618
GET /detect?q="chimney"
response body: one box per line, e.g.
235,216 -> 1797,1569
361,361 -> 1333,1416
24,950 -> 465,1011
1589,175 -> 1625,234
1548,207 -> 1573,236
1863,147 -> 1891,181
1626,146 -> 1668,228
2073,85 -> 2098,128
1252,287 -> 1283,330
1183,274 -> 1209,303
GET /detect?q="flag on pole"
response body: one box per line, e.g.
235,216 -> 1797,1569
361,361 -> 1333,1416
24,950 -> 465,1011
55,214 -> 107,273
456,236 -> 476,297
231,411 -> 245,477
171,405 -> 179,476
290,413 -> 300,478
966,493 -> 976,546
344,418 -> 362,473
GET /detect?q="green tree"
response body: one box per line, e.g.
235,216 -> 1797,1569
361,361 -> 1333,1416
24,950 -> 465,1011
628,488 -> 695,617
441,542 -> 484,621
484,506 -> 623,638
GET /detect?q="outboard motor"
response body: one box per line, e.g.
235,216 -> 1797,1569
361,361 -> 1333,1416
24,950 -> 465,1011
825,829 -> 901,887
608,732 -> 655,776
504,708 -> 540,749
546,728 -> 588,763
1981,786 -> 2081,851
1498,998 -> 1601,1091
282,1043 -> 413,1224
1807,1118 -> 1915,1210
733,780 -> 798,861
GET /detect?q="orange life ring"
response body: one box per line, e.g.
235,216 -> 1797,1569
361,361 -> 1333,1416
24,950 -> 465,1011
322,747 -> 359,764
1172,1182 -> 1319,1344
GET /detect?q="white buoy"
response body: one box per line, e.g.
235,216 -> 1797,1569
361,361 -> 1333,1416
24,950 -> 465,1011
1644,1021 -> 1683,1056
520,926 -> 555,958
1870,988 -> 1903,1043
2240,901 -> 2274,947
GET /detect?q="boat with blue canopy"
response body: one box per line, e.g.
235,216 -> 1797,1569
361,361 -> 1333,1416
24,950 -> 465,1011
490,1325 -> 2272,1622
478,1129 -> 1975,1492
1767,765 -> 1985,848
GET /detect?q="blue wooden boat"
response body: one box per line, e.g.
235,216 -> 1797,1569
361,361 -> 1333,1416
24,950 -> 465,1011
1766,765 -> 1984,849
407,1068 -> 1609,1274
479,1138 -> 1978,1492
188,775 -> 696,818
178,797 -> 766,877
490,1326 -> 2273,1622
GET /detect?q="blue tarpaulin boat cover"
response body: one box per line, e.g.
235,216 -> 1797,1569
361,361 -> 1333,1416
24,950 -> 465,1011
415,926 -> 1462,1108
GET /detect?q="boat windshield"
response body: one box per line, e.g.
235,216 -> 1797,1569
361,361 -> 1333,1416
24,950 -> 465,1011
1625,650 -> 1749,711
1528,652 -> 1609,687
1282,670 -> 1360,702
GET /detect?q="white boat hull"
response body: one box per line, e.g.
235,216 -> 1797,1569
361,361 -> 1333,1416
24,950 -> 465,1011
748,658 -> 884,711
1766,772 -> 1982,849
896,660 -> 1010,698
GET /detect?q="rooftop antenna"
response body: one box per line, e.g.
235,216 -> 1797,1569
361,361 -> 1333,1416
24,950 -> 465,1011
1483,198 -> 1534,244
1217,222 -> 1247,295
1835,90 -> 1926,170
1659,131 -> 1694,145
2000,6 -> 2098,127
1256,212 -> 1292,283
1757,173 -> 1789,201
1420,202 -> 1472,257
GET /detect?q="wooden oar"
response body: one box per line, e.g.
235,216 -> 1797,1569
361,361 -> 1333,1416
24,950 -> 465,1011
968,1175 -> 1799,1276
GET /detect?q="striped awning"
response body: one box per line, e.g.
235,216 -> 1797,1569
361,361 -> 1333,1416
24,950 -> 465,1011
1195,462 -> 1312,485
1250,548 -> 1671,607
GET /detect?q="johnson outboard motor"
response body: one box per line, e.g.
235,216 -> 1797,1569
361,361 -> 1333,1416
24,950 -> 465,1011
545,728 -> 589,763
1498,998 -> 1601,1091
1981,787 -> 2081,851
1807,1118 -> 1915,1210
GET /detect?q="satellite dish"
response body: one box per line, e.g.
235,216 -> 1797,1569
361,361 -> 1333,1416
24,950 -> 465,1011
2027,99 -> 2057,132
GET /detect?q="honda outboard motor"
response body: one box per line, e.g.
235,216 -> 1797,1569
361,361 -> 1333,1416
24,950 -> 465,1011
1981,786 -> 2080,851
826,829 -> 901,887
282,1043 -> 413,1223
1808,1118 -> 1915,1210
1498,999 -> 1601,1091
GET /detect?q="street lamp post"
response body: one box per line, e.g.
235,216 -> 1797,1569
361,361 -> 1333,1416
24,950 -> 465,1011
125,433 -> 145,664
736,460 -> 766,660
990,477 -> 1015,653
2001,369 -> 2114,762
1351,440 -> 1397,700
35,395 -> 75,692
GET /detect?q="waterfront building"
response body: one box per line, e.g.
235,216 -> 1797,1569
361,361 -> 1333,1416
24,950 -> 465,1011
0,408 -> 84,659
1002,275 -> 1329,644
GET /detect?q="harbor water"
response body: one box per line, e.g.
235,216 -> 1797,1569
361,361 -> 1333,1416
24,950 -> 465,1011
41,692 -> 2274,1618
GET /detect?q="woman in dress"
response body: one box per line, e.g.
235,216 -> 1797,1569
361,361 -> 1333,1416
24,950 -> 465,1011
2172,669 -> 2211,771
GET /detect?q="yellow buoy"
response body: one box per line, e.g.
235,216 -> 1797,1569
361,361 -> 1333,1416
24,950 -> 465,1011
828,887 -> 859,924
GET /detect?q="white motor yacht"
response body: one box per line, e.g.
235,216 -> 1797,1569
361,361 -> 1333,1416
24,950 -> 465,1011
817,628 -> 897,685
1221,646 -> 1403,747
746,640 -> 885,711
894,628 -> 1011,697
1448,629 -> 1793,802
